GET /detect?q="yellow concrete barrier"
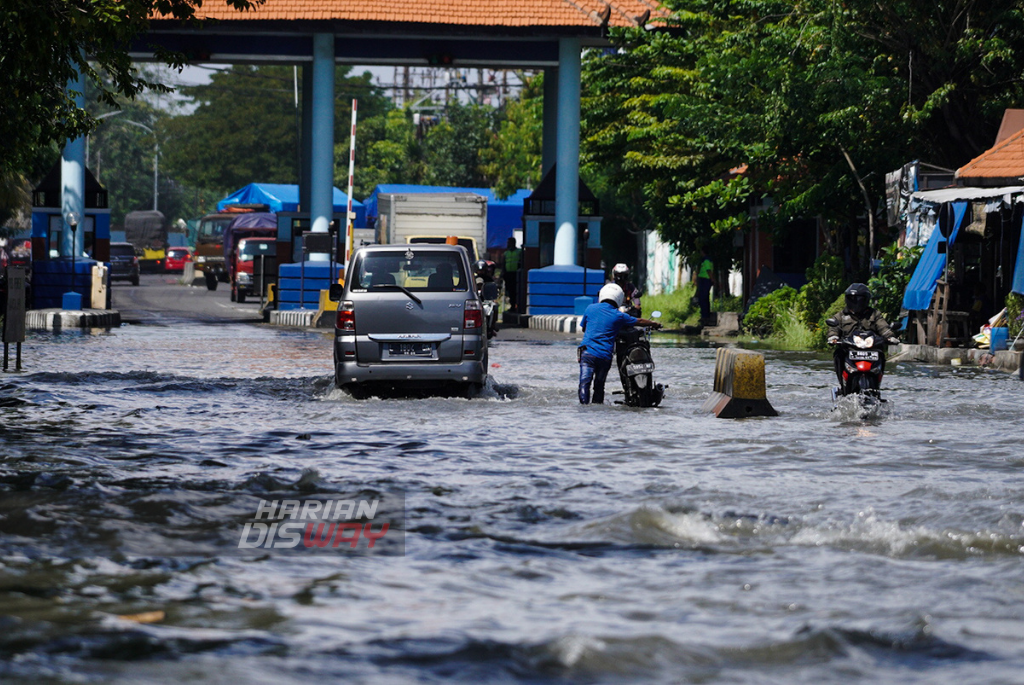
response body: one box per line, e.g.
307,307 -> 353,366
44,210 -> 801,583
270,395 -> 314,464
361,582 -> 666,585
701,347 -> 777,418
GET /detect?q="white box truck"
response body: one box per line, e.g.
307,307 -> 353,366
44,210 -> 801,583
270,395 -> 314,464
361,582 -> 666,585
375,193 -> 487,262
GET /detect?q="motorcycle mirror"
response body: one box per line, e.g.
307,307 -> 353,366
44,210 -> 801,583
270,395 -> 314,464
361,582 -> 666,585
651,310 -> 662,318
825,317 -> 838,327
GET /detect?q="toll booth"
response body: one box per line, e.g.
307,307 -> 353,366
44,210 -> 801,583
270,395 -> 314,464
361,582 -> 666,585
30,163 -> 110,308
521,165 -> 603,315
275,213 -> 346,310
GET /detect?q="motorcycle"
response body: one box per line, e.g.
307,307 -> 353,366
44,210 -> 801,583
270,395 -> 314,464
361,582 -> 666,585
477,279 -> 500,340
614,310 -> 665,407
830,329 -> 889,409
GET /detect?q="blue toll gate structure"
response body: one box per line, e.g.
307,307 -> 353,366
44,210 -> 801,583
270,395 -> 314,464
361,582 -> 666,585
30,163 -> 110,309
521,165 -> 603,315
362,185 -> 531,251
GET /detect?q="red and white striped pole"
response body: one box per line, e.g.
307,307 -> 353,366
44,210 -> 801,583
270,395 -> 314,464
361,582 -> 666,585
344,99 -> 358,270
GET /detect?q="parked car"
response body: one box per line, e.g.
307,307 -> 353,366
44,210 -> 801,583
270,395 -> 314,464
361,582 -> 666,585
331,244 -> 488,398
108,242 -> 140,285
164,246 -> 193,272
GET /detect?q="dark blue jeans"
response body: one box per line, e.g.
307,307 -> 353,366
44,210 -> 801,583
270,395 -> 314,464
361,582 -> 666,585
579,352 -> 613,404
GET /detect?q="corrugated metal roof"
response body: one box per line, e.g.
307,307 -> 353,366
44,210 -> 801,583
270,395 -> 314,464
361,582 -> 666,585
158,0 -> 668,28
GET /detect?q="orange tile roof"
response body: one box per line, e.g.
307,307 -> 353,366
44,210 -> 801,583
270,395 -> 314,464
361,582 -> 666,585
169,0 -> 668,29
956,126 -> 1024,182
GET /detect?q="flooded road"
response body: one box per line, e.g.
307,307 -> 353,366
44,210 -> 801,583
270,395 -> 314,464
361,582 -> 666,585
1,277 -> 1022,683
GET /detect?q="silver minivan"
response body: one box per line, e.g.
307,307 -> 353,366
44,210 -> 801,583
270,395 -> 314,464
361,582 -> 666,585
332,244 -> 488,398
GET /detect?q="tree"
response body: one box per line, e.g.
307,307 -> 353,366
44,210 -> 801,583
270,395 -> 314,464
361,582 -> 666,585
421,101 -> 495,187
349,109 -> 423,198
480,73 -> 543,199
162,65 -> 392,199
0,0 -> 259,178
581,0 -> 1024,270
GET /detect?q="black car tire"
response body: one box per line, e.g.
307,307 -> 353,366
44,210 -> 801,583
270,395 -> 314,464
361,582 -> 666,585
205,272 -> 218,291
131,275 -> 139,286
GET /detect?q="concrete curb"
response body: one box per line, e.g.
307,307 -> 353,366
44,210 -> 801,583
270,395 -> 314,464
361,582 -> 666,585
25,309 -> 121,331
270,309 -> 318,327
528,314 -> 582,334
894,344 -> 1021,372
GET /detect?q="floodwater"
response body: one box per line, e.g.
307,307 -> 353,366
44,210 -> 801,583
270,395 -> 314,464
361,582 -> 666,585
0,320 -> 1022,684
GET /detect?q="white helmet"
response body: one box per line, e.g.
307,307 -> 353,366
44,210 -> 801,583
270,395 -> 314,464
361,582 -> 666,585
612,263 -> 630,278
598,283 -> 625,308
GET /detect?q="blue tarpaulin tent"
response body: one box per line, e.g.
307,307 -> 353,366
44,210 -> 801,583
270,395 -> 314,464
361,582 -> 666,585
362,185 -> 531,249
902,201 -> 968,311
1014,213 -> 1024,295
217,183 -> 365,227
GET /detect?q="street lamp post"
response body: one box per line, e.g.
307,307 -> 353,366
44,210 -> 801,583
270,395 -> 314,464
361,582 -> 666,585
88,112 -> 159,212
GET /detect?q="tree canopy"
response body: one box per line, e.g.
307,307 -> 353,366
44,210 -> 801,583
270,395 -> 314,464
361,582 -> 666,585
581,0 -> 1024,269
0,0 -> 259,177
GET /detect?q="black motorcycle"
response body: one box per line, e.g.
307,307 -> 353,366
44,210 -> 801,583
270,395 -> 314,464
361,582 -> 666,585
614,311 -> 665,407
830,329 -> 888,407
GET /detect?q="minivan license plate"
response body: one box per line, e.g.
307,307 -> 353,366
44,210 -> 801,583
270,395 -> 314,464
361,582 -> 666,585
387,342 -> 432,356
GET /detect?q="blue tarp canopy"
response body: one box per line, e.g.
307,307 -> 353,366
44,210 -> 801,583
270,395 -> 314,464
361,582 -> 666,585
362,184 -> 531,250
902,201 -> 968,311
1014,213 -> 1024,295
217,183 -> 365,227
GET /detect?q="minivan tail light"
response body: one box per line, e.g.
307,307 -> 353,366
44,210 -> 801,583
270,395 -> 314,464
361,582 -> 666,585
336,301 -> 355,331
464,299 -> 483,330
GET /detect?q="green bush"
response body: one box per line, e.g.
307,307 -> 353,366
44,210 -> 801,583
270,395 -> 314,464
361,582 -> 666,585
799,253 -> 845,328
868,243 -> 923,329
1008,292 -> 1024,338
810,292 -> 847,350
742,285 -> 798,337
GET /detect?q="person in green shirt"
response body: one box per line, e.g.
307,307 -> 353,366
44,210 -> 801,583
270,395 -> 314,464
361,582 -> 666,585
694,246 -> 716,325
503,237 -> 522,312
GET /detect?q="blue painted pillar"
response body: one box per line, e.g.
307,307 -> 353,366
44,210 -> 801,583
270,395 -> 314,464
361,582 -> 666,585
542,67 -> 558,176
309,33 -> 335,261
61,67 -> 86,258
554,38 -> 581,266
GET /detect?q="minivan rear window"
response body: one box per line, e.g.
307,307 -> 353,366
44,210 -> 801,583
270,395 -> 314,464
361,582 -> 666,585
351,250 -> 468,292
110,245 -> 136,257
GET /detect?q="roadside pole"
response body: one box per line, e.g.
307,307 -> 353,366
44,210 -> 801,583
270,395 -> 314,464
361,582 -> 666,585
343,99 -> 358,276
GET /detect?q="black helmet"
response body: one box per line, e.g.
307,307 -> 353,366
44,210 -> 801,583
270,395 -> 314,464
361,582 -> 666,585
474,259 -> 488,273
844,283 -> 871,315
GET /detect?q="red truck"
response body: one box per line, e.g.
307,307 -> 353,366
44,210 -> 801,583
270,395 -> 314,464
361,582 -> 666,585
224,213 -> 277,303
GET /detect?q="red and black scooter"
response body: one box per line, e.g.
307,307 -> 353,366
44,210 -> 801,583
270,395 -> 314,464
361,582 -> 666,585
829,327 -> 889,408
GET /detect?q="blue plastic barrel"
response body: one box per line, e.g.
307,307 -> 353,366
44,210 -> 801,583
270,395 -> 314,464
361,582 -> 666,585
990,327 -> 1009,351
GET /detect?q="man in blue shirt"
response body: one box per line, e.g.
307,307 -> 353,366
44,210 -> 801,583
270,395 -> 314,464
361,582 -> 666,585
578,283 -> 662,404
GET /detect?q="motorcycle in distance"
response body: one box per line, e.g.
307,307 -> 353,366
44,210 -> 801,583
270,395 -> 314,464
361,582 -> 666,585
473,260 -> 500,340
614,310 -> 666,407
828,324 -> 890,410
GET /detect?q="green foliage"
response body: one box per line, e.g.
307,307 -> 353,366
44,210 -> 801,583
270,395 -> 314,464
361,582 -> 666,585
811,293 -> 848,350
743,286 -> 798,338
868,243 -> 924,328
421,101 -> 495,187
0,0 -> 258,179
799,254 -> 846,328
581,0 -> 1024,263
1007,292 -> 1024,339
162,65 -> 390,199
642,284 -> 700,327
480,74 -> 543,199
352,109 -> 423,198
